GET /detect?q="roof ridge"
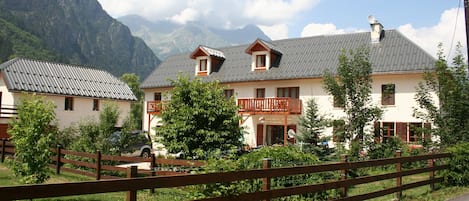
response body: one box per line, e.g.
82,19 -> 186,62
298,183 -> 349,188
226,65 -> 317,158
13,57 -> 113,75
164,30 -> 400,60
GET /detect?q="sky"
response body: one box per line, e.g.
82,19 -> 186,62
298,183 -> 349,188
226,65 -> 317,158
97,0 -> 467,60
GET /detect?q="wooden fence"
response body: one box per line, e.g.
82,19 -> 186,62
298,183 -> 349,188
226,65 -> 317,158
0,139 -> 205,180
0,147 -> 451,201
51,145 -> 205,180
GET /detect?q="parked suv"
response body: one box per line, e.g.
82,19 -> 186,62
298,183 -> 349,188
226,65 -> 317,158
109,130 -> 152,158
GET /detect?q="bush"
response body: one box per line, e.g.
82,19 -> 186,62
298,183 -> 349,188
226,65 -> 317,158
442,142 -> 469,186
366,137 -> 404,160
192,146 -> 338,200
8,94 -> 57,184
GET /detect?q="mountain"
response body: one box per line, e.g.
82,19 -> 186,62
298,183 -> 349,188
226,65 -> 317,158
118,15 -> 271,59
0,0 -> 160,79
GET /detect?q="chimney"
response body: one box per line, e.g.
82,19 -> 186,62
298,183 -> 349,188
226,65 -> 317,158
368,15 -> 384,43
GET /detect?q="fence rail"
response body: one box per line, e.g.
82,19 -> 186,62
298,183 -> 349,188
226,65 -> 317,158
0,141 -> 451,201
0,140 -> 205,180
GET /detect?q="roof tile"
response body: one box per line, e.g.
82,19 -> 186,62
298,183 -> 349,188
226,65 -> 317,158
0,58 -> 137,101
141,30 -> 436,88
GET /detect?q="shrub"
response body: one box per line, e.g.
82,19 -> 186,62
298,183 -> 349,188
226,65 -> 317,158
366,137 -> 405,160
8,94 -> 57,184
442,142 -> 469,186
192,146 -> 338,200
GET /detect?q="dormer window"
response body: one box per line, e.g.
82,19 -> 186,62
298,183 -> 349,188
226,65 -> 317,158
256,55 -> 266,68
246,39 -> 282,72
190,46 -> 225,77
199,59 -> 208,72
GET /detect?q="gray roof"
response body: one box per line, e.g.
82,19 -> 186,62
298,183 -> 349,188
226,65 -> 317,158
141,30 -> 436,89
0,58 -> 137,101
200,46 -> 225,59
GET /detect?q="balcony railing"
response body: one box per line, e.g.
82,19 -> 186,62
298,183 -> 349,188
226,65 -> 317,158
238,98 -> 302,114
0,105 -> 17,118
146,101 -> 163,114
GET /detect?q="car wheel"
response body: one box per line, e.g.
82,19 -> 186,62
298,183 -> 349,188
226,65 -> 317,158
141,149 -> 151,158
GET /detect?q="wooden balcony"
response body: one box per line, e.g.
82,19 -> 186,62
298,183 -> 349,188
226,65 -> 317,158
0,105 -> 17,118
146,101 -> 163,114
238,98 -> 302,115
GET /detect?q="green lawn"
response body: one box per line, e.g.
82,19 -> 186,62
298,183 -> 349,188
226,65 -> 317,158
1,163 -> 469,201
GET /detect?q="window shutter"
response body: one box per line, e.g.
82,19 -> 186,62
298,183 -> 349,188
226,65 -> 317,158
396,122 -> 407,142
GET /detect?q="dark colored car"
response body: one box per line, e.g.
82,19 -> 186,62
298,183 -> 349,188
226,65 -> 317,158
109,130 -> 152,158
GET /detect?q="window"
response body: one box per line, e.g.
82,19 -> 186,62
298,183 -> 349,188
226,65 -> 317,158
277,87 -> 299,98
154,92 -> 162,101
256,55 -> 266,68
332,120 -> 345,142
382,84 -> 395,105
409,123 -> 423,142
92,99 -> 99,111
256,88 -> 265,98
199,59 -> 208,72
382,122 -> 395,142
65,97 -> 74,111
224,89 -> 234,98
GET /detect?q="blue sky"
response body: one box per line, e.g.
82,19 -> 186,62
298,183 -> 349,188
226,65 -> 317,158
98,0 -> 466,59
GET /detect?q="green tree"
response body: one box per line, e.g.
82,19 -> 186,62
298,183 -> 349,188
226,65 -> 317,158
69,102 -> 120,155
322,47 -> 382,158
414,43 -> 469,147
8,94 -> 57,184
120,73 -> 143,130
156,75 -> 243,159
296,98 -> 329,156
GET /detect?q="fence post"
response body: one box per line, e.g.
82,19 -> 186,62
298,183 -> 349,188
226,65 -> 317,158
96,150 -> 102,180
396,150 -> 402,201
150,153 -> 156,194
126,166 -> 138,201
340,154 -> 348,198
262,158 -> 272,201
56,145 -> 62,174
428,156 -> 435,191
1,138 -> 5,163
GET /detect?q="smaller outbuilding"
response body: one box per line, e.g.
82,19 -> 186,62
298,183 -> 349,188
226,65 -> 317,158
0,58 -> 137,138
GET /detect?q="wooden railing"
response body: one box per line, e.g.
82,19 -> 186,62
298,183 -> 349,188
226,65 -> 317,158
0,105 -> 17,118
238,98 -> 302,114
0,141 -> 205,180
0,149 -> 450,201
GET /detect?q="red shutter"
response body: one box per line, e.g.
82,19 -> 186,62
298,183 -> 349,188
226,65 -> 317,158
396,122 -> 407,142
256,124 -> 264,146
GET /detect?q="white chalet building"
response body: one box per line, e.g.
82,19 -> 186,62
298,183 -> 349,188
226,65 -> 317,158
140,20 -> 436,149
0,58 -> 137,138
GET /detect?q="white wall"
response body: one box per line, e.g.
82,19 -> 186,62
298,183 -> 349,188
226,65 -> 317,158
43,95 -> 132,129
142,73 -> 435,148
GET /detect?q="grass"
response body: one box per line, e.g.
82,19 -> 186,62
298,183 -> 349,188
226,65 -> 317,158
0,163 -> 191,201
1,163 -> 469,201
